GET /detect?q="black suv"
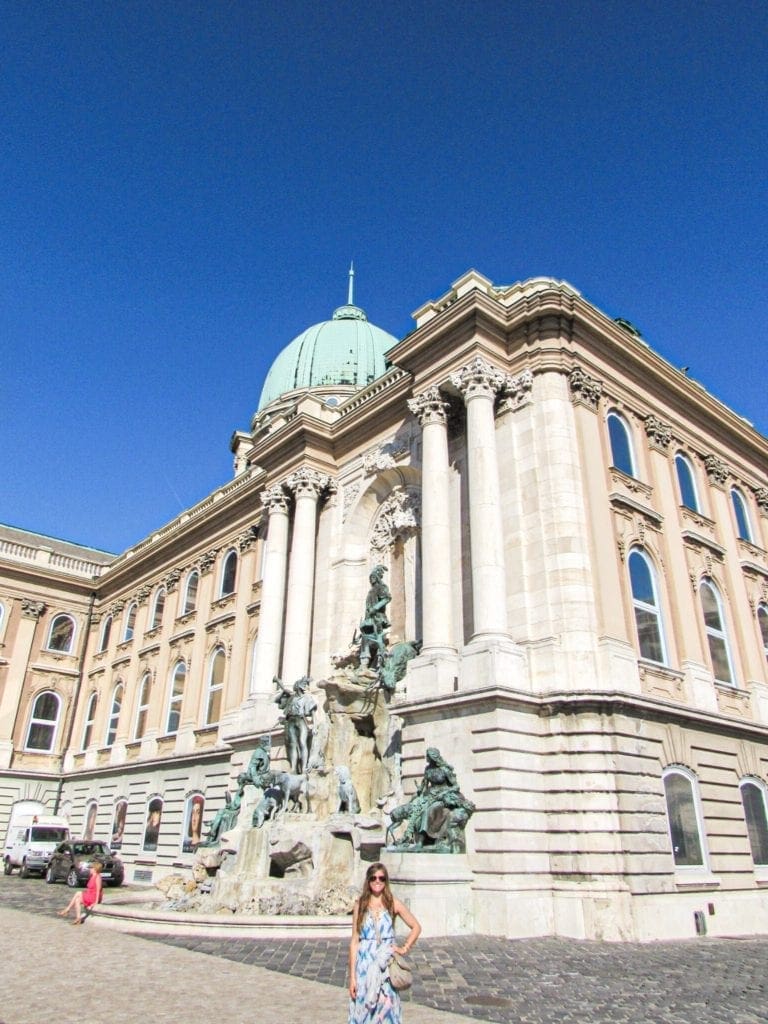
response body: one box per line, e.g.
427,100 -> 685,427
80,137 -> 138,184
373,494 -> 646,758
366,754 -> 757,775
45,840 -> 124,888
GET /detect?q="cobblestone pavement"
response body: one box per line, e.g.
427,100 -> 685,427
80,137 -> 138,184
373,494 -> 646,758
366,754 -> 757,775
2,875 -> 768,1024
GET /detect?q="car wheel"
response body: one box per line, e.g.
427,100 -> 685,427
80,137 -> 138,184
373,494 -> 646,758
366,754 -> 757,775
3,858 -> 12,875
107,877 -> 123,888
66,868 -> 81,888
19,860 -> 29,879
45,865 -> 56,884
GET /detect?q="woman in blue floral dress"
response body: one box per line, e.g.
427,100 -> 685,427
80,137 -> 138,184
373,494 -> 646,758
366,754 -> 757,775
348,862 -> 421,1024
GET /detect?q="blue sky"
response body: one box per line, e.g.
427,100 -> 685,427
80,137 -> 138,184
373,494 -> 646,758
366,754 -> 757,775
2,1 -> 766,553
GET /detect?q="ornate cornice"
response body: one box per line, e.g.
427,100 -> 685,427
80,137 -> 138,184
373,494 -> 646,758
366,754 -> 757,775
450,355 -> 507,401
407,386 -> 450,427
704,454 -> 729,487
568,366 -> 602,411
644,415 -> 673,453
21,599 -> 45,620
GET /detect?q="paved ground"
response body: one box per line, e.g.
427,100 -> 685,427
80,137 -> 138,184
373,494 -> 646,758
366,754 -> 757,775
2,874 -> 768,1024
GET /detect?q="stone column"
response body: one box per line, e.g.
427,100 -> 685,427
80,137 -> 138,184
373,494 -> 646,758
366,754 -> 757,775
450,356 -> 511,641
281,468 -> 331,682
407,386 -> 455,655
250,485 -> 291,698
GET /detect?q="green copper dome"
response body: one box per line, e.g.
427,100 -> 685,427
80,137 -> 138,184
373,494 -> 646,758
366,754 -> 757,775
257,298 -> 398,411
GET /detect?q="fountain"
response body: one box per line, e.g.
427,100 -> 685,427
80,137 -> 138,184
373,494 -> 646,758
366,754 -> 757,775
97,566 -> 474,937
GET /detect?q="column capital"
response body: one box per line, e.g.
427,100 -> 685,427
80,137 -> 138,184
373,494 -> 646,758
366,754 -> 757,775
238,526 -> 259,553
21,598 -> 46,620
450,355 -> 507,401
754,486 -> 768,517
407,386 -> 450,426
644,414 -> 673,453
568,365 -> 603,410
704,454 -> 729,487
284,467 -> 333,501
261,484 -> 291,514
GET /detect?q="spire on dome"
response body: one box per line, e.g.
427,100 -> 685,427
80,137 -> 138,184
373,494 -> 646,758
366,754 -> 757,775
348,261 -> 355,305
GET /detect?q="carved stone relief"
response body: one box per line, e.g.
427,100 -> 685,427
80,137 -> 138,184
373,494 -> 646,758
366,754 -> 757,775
568,366 -> 603,410
644,415 -> 673,453
704,454 -> 728,487
370,488 -> 421,554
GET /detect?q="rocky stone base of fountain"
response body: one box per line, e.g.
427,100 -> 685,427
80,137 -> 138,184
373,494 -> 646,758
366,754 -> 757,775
156,810 -> 386,917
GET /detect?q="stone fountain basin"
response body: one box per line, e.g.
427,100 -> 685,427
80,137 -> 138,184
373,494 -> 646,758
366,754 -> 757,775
90,890 -> 350,939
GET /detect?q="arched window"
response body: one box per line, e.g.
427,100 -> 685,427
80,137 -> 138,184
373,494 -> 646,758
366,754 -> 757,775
25,691 -> 61,752
105,682 -> 123,747
731,487 -> 753,542
81,692 -> 97,750
607,410 -> 636,477
220,550 -> 238,597
628,548 -> 668,664
663,767 -> 706,868
700,578 -> 735,685
183,571 -> 199,615
205,647 -> 225,725
0,601 -> 5,634
674,453 -> 700,512
122,603 -> 137,643
134,672 -> 152,740
99,615 -> 112,652
740,779 -> 768,866
83,800 -> 98,840
758,605 -> 768,666
149,588 -> 165,631
46,614 -> 75,653
166,662 -> 186,734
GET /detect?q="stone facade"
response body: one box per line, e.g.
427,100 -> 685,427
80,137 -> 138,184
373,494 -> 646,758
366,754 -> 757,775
1,270 -> 768,940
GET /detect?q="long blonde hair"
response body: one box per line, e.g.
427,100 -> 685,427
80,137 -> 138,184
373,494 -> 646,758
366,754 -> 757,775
356,862 -> 395,935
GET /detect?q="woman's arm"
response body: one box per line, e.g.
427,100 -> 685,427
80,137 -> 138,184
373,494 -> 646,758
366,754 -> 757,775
393,898 -> 421,956
348,900 -> 360,998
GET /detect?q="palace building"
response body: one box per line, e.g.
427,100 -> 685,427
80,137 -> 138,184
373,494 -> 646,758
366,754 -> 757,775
2,269 -> 768,940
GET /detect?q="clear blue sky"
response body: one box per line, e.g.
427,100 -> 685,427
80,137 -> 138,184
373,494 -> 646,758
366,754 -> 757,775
2,1 -> 766,553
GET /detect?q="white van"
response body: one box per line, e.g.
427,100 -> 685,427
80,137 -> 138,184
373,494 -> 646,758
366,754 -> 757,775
3,805 -> 70,878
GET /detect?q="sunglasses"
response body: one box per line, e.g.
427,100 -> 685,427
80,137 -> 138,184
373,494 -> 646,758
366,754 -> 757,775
369,874 -> 387,882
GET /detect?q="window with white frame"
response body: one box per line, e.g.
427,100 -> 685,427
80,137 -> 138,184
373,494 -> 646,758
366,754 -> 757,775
149,588 -> 165,631
166,662 -> 186,734
25,691 -> 61,752
183,571 -> 199,615
700,578 -> 735,685
81,692 -> 97,750
99,615 -> 112,652
122,603 -> 137,643
662,767 -> 707,868
731,487 -> 753,543
134,672 -> 152,740
105,682 -> 123,747
758,604 -> 768,666
674,453 -> 700,512
740,779 -> 768,866
607,410 -> 636,477
220,550 -> 238,597
628,548 -> 668,665
46,614 -> 75,653
205,647 -> 225,725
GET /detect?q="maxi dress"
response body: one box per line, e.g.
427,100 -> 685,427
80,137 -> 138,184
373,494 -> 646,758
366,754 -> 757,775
349,909 -> 401,1024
